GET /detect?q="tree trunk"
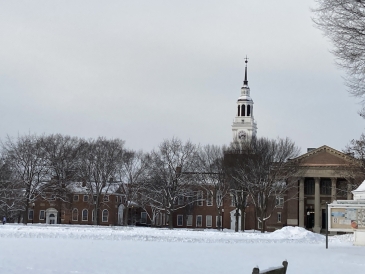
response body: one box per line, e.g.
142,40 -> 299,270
168,212 -> 173,229
240,206 -> 245,232
217,208 -> 222,230
235,208 -> 239,232
123,207 -> 129,226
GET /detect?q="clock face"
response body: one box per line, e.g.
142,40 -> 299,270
238,130 -> 246,140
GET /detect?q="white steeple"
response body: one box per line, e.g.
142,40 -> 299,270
232,57 -> 258,141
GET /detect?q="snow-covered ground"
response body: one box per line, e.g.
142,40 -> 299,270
0,224 -> 363,273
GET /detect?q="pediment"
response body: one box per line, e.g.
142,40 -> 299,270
294,145 -> 355,167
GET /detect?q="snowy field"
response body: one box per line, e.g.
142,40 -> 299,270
0,224 -> 363,274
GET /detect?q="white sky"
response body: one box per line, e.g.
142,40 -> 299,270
0,0 -> 363,153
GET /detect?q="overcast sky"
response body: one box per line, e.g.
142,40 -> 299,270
0,0 -> 363,154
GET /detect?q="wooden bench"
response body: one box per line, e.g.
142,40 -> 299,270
252,261 -> 288,274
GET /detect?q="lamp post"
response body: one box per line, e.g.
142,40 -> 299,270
221,209 -> 224,231
31,203 -> 35,224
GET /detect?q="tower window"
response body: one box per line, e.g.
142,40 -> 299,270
247,105 -> 251,116
241,105 -> 245,117
237,105 -> 240,116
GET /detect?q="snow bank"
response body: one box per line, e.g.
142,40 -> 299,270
0,224 -> 351,244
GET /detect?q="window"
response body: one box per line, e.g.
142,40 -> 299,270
304,179 -> 315,195
230,194 -> 235,207
177,215 -> 183,226
206,191 -> 213,206
241,104 -> 245,117
216,216 -> 222,228
196,215 -> 202,227
277,212 -> 282,223
93,195 -> 97,203
72,208 -> 78,221
39,210 -> 45,220
275,196 -> 284,208
83,195 -> 89,202
197,191 -> 203,206
103,195 -> 109,202
178,196 -> 184,205
73,195 -> 79,202
247,105 -> 251,116
141,212 -> 147,224
320,179 -> 331,195
206,215 -> 212,227
115,196 -> 119,203
216,190 -> 222,207
82,209 -> 88,221
258,220 -> 262,229
237,105 -> 240,116
102,209 -> 108,222
187,215 -> 193,226
28,209 -> 34,220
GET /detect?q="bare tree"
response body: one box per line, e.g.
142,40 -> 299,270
117,149 -> 148,225
312,0 -> 365,116
143,138 -> 200,229
76,137 -> 125,225
229,137 -> 300,233
1,134 -> 50,223
198,144 -> 229,230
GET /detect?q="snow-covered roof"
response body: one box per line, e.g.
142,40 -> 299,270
353,180 -> 365,192
67,182 -> 120,195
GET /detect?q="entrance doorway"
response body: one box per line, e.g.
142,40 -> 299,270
45,208 -> 58,224
306,208 -> 314,229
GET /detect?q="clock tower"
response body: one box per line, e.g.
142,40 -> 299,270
232,57 -> 257,141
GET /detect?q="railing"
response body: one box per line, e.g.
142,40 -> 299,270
252,261 -> 288,274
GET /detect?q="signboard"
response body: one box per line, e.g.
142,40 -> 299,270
328,203 -> 365,232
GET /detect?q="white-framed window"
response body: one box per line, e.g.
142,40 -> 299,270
276,196 -> 284,208
39,210 -> 45,220
196,215 -> 202,227
82,209 -> 88,221
103,195 -> 109,202
277,212 -> 282,223
102,209 -> 108,222
178,196 -> 184,205
187,215 -> 193,226
258,220 -> 262,229
177,215 -> 183,226
73,195 -> 79,202
206,191 -> 213,206
206,215 -> 212,227
28,209 -> 34,220
83,195 -> 89,202
216,216 -> 222,227
230,194 -> 235,207
197,191 -> 203,206
72,208 -> 78,221
141,212 -> 147,224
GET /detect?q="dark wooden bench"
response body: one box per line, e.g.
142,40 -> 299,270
252,261 -> 288,274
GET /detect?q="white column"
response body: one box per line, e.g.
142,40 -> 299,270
299,178 -> 305,227
331,178 -> 337,202
313,177 -> 321,233
347,182 -> 353,200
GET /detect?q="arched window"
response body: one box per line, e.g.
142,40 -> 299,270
247,105 -> 251,116
72,208 -> 78,221
102,209 -> 108,222
241,105 -> 245,117
82,209 -> 88,221
237,105 -> 240,116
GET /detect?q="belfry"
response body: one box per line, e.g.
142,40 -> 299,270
232,57 -> 257,141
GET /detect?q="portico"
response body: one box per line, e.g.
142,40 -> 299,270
289,146 -> 363,233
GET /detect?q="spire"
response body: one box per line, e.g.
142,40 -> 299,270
243,56 -> 248,86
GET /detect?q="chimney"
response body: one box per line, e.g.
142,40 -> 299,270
307,148 -> 316,153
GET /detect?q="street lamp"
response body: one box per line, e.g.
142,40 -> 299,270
221,209 -> 224,231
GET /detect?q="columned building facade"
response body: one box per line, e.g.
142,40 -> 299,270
283,146 -> 363,233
